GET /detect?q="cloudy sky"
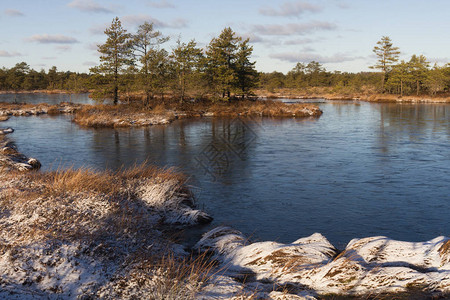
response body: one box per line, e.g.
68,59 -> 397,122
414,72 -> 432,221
0,0 -> 449,74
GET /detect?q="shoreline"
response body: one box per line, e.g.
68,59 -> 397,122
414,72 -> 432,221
0,89 -> 90,95
2,89 -> 450,103
0,131 -> 214,299
1,126 -> 450,298
255,89 -> 450,103
1,100 -> 324,129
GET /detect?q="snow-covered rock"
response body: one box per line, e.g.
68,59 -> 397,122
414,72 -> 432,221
138,178 -> 213,225
196,227 -> 450,298
0,127 -> 14,135
0,134 -> 41,171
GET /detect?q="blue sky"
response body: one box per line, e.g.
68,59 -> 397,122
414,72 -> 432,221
0,0 -> 449,74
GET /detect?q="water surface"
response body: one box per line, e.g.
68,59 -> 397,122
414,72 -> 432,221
3,98 -> 449,248
0,93 -> 95,105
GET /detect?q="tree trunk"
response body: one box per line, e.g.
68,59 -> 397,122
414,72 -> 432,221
400,79 -> 403,97
114,85 -> 118,105
416,80 -> 420,96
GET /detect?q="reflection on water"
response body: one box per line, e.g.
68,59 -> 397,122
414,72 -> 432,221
3,100 -> 450,247
0,93 -> 95,105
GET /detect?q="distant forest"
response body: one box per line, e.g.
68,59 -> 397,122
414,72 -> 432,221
1,18 -> 449,100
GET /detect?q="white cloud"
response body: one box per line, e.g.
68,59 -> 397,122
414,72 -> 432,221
0,50 -> 22,57
259,1 -> 322,17
67,0 -> 114,13
270,52 -> 363,63
241,33 -> 265,44
284,38 -> 315,45
56,45 -> 72,52
4,9 -> 24,16
86,43 -> 99,51
148,0 -> 175,9
253,21 -> 336,36
83,61 -> 97,66
89,23 -> 108,35
26,34 -> 79,44
122,14 -> 188,29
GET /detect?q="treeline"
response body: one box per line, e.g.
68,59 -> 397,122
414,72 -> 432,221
259,58 -> 450,97
0,63 -> 90,92
1,28 -> 449,100
89,18 -> 258,104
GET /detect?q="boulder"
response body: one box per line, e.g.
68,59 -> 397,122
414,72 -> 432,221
195,227 -> 450,298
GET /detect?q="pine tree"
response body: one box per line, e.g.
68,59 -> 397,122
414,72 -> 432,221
206,27 -> 240,99
235,39 -> 258,98
386,61 -> 412,96
131,22 -> 169,105
409,54 -> 429,95
171,39 -> 203,102
91,17 -> 133,104
370,36 -> 400,91
206,27 -> 257,100
426,64 -> 446,95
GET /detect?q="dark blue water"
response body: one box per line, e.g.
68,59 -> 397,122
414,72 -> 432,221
3,98 -> 449,248
0,93 -> 95,105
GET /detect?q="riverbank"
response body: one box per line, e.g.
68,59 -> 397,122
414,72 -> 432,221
196,227 -> 450,299
1,99 -> 322,128
0,102 -> 82,117
2,127 -> 450,298
73,100 -> 323,128
256,89 -> 450,103
0,89 -> 89,95
0,132 -> 216,298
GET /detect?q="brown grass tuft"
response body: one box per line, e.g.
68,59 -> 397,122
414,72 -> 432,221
101,251 -> 219,299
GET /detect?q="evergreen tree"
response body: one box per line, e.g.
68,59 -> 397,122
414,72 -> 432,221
426,64 -> 446,95
409,54 -> 429,95
131,22 -> 169,105
206,27 -> 257,99
171,39 -> 203,102
370,36 -> 400,90
386,61 -> 412,96
7,62 -> 30,91
91,17 -> 133,104
206,27 -> 240,99
144,48 -> 171,101
235,39 -> 258,98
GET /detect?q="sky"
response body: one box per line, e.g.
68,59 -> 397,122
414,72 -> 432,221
0,0 -> 449,74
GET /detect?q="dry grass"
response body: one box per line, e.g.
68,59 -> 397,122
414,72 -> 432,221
0,163 -> 185,246
0,163 -> 221,298
96,251 -> 220,299
27,163 -> 183,199
73,103 -> 176,127
0,102 -> 82,117
255,88 -> 450,103
73,99 -> 322,128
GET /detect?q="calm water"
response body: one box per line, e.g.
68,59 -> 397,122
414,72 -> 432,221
3,97 -> 449,248
0,93 -> 95,105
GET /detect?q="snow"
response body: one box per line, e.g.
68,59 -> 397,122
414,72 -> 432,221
196,227 -> 450,298
0,140 -> 213,298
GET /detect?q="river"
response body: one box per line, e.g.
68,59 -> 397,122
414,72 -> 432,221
2,94 -> 449,248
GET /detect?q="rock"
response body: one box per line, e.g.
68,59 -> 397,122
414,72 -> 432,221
0,127 -> 14,135
0,134 -> 41,171
137,178 -> 213,225
196,227 -> 450,298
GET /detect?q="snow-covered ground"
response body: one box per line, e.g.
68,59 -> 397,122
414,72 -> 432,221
2,132 -> 449,299
195,226 -> 450,299
0,137 -> 213,298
